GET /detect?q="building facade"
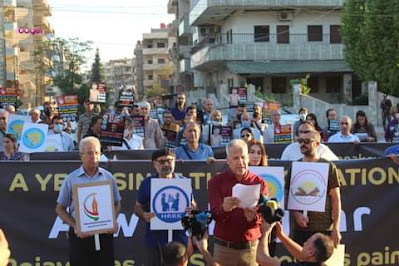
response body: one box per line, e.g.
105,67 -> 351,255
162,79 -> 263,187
189,1 -> 363,107
134,24 -> 176,99
104,58 -> 136,103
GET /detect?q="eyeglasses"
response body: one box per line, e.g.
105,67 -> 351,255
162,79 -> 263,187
297,138 -> 315,144
82,151 -> 100,156
54,122 -> 64,125
241,134 -> 251,138
340,122 -> 349,125
156,158 -> 174,165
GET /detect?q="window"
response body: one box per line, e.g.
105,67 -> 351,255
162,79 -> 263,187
271,77 -> 286,93
307,76 -> 319,93
148,60 -> 153,64
277,25 -> 289,44
158,58 -> 165,64
308,25 -> 323,42
330,25 -> 341,44
157,42 -> 165,48
148,75 -> 153,80
147,44 -> 153,48
254,26 -> 270,42
326,76 -> 341,93
227,78 -> 234,90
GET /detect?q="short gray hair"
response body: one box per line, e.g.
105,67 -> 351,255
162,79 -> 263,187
29,108 -> 40,115
79,137 -> 101,153
226,139 -> 248,156
139,101 -> 151,109
340,115 -> 352,124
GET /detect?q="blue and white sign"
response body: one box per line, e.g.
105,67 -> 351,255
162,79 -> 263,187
6,114 -> 30,141
249,166 -> 285,208
150,178 -> 192,230
19,123 -> 48,153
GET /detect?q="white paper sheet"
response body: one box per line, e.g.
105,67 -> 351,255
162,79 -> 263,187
232,183 -> 261,209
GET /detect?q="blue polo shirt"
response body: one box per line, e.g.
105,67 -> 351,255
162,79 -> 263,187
170,107 -> 186,122
137,173 -> 188,248
384,145 -> 399,156
175,143 -> 214,160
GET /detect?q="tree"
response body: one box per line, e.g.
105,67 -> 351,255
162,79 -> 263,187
91,48 -> 103,84
34,37 -> 93,95
146,80 -> 166,99
341,0 -> 399,95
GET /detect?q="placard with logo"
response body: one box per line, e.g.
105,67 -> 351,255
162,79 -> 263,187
6,114 -> 31,141
287,162 -> 329,213
238,87 -> 247,103
328,120 -> 340,138
220,126 -> 232,146
45,134 -> 63,152
210,125 -> 223,147
19,123 -> 48,153
132,116 -> 145,138
100,113 -> 125,146
56,95 -> 79,122
72,181 -> 116,234
162,129 -> 178,148
274,124 -> 292,143
150,178 -> 192,230
118,85 -> 134,108
249,166 -> 285,208
90,83 -> 107,103
0,87 -> 19,108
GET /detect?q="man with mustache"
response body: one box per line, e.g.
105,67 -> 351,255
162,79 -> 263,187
135,148 -> 197,266
285,128 -> 342,249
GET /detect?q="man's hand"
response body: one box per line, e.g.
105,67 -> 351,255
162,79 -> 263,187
0,229 -> 10,266
260,220 -> 274,234
293,211 -> 309,228
330,227 -> 342,248
106,222 -> 119,235
195,232 -> 209,255
222,197 -> 240,212
74,227 -> 93,239
275,222 -> 284,238
142,212 -> 156,223
387,153 -> 399,165
206,157 -> 216,165
243,208 -> 257,222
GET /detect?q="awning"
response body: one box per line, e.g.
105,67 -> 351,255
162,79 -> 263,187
226,60 -> 352,74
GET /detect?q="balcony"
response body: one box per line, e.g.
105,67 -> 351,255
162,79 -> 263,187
33,16 -> 54,34
179,14 -> 194,37
191,33 -> 344,69
143,63 -> 164,71
180,58 -> 191,73
143,47 -> 169,55
190,0 -> 344,25
179,45 -> 192,59
144,80 -> 154,87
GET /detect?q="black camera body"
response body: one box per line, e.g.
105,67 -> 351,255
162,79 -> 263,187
181,210 -> 213,240
258,195 -> 284,224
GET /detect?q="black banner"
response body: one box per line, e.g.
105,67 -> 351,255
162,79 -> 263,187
28,143 -> 395,161
1,159 -> 398,266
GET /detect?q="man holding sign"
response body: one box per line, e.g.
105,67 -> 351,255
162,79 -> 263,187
55,137 -> 121,266
135,148 -> 197,266
285,129 -> 342,247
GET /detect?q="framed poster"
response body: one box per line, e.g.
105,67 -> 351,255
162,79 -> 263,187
72,181 -> 116,235
19,123 -> 48,153
150,178 -> 192,230
287,162 -> 329,213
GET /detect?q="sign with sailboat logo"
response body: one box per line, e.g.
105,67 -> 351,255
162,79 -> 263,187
72,181 -> 116,234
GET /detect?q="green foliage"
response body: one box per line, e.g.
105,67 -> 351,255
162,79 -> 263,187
255,88 -> 275,102
146,81 -> 166,99
290,74 -> 311,95
91,48 -> 103,84
341,0 -> 399,95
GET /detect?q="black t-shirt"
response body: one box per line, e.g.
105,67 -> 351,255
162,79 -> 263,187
281,262 -> 323,266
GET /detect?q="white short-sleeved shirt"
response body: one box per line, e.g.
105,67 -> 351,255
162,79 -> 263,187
281,142 -> 339,161
328,132 -> 360,143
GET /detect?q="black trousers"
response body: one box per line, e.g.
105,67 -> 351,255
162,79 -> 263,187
68,229 -> 115,266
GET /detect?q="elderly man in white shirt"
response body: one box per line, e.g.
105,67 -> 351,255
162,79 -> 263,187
328,116 -> 360,143
281,121 -> 339,161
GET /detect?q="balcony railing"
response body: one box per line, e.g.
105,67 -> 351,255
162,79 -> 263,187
190,0 -> 343,25
192,33 -> 344,68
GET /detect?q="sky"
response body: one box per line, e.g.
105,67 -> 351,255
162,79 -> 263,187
47,0 -> 174,70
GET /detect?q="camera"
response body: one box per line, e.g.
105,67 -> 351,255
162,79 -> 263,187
258,195 -> 284,224
181,210 -> 213,240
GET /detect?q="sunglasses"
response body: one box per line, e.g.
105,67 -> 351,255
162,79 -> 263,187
298,138 -> 315,144
241,134 -> 251,138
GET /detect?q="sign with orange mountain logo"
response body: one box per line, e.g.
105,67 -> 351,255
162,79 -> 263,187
72,181 -> 116,235
287,162 -> 329,213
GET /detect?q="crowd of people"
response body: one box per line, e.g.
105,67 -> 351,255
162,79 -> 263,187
1,93 -> 399,266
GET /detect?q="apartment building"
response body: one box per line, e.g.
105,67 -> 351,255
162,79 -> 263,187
134,24 -> 176,99
189,0 -> 362,106
104,58 -> 136,103
168,0 -> 194,93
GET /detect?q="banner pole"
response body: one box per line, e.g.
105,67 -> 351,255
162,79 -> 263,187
94,234 -> 101,251
168,229 -> 173,243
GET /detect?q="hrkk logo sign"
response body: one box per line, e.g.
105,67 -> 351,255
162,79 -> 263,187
83,193 -> 99,221
152,186 -> 189,223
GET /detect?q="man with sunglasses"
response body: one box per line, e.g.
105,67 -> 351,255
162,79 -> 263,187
135,148 -> 197,266
327,116 -> 360,143
281,121 -> 338,161
285,129 -> 342,248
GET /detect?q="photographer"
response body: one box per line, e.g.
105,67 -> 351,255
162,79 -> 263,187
256,221 -> 334,266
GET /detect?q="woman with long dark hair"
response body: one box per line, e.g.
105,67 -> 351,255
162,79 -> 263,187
352,110 -> 377,142
247,139 -> 267,166
0,134 -> 25,161
306,113 -> 323,141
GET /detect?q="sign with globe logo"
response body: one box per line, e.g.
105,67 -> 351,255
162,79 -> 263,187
19,123 -> 48,153
6,114 -> 30,141
151,179 -> 192,230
